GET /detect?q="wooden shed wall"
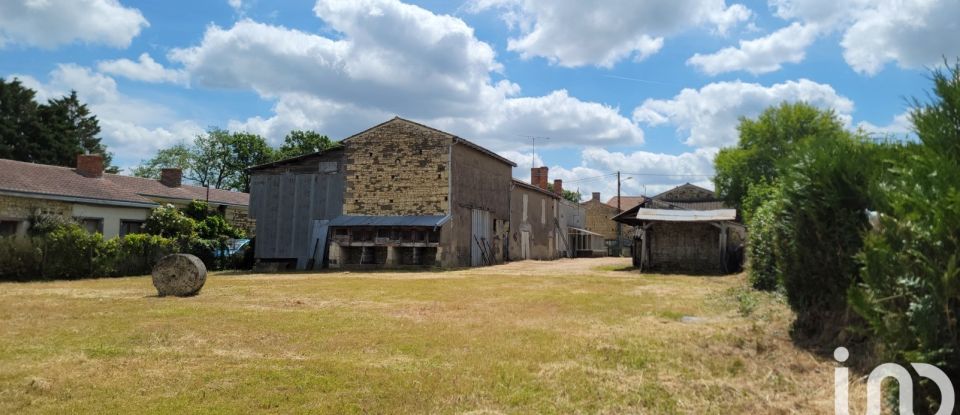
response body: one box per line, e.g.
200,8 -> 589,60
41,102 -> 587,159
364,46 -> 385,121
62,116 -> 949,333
647,222 -> 721,273
249,156 -> 344,263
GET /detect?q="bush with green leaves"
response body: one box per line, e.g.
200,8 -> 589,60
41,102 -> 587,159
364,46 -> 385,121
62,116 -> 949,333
773,132 -> 879,338
145,203 -> 196,238
27,213 -> 77,236
747,193 -> 781,291
0,236 -> 43,281
41,223 -> 107,279
850,63 -> 960,413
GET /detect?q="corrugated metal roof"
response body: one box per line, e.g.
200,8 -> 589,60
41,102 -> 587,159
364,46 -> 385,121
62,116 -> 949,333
634,208 -> 737,222
327,215 -> 451,227
568,227 -> 604,237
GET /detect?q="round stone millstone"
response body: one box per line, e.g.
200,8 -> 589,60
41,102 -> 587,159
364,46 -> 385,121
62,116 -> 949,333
151,254 -> 207,297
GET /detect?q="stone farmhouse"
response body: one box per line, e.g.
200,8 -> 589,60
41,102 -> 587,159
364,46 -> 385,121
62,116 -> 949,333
249,117 -> 576,270
0,154 -> 251,239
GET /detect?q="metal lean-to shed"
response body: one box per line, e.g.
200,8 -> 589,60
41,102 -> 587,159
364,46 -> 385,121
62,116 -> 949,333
615,207 -> 742,274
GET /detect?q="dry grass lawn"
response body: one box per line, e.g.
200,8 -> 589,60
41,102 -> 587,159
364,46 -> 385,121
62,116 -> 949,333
0,258 -> 854,414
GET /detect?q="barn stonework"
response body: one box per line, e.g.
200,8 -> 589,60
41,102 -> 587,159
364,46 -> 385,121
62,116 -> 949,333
249,117 -> 518,270
343,120 -> 450,216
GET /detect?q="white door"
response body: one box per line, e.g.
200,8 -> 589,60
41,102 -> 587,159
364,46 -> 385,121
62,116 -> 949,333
471,209 -> 492,266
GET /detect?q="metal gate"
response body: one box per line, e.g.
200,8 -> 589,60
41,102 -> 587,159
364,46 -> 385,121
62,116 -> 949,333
471,209 -> 493,266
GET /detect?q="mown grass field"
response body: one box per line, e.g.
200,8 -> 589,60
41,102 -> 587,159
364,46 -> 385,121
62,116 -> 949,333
0,258 -> 851,414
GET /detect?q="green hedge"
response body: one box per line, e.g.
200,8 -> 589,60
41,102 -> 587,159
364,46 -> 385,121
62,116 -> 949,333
0,224 -> 244,281
0,224 -> 180,281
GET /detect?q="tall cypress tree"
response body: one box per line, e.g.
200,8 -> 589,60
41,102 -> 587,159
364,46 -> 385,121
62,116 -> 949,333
0,78 -> 43,162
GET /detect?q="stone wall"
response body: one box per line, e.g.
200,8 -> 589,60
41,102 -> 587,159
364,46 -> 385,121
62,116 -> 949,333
343,119 -> 450,216
0,194 -> 71,220
582,199 -> 618,240
225,207 -> 255,236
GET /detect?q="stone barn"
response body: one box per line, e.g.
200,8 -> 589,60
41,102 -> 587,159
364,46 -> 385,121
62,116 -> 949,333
613,183 -> 744,274
248,117 -> 516,269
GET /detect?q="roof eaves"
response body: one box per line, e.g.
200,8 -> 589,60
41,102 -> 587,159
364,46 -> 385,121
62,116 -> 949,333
248,146 -> 343,171
512,179 -> 560,198
0,189 -> 159,209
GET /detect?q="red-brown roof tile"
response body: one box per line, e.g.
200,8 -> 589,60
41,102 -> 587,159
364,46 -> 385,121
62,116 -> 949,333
0,158 -> 248,207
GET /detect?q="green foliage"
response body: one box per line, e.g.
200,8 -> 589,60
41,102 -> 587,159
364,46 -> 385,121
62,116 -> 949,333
135,129 -> 275,192
183,199 -> 210,221
850,62 -> 960,413
224,132 -> 274,192
131,143 -> 191,179
747,191 -> 781,291
0,236 -> 43,281
714,102 -> 848,220
109,234 -> 180,276
42,223 -> 106,279
0,79 -> 117,172
27,213 -> 78,237
546,183 -> 581,203
144,204 -> 196,238
196,215 -> 245,240
189,128 -> 233,189
277,130 -> 337,159
774,133 -> 878,337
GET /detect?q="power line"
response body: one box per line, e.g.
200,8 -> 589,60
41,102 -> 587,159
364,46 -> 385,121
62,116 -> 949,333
620,172 -> 713,178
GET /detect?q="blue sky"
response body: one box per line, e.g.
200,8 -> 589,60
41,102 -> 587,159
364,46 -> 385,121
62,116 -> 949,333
1,0 -> 955,199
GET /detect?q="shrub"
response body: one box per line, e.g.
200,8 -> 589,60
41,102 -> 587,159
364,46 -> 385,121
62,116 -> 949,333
774,133 -> 877,338
42,223 -> 102,279
112,233 -> 180,276
850,63 -> 960,413
0,236 -> 43,281
183,199 -> 210,221
145,204 -> 196,238
196,215 -> 245,240
747,193 -> 781,291
27,213 -> 77,236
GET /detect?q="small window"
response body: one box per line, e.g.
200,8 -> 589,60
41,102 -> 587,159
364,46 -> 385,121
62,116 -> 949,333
0,220 -> 20,237
78,218 -> 104,234
120,220 -> 145,237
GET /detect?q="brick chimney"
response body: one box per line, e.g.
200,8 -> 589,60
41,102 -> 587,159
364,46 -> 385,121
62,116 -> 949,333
160,168 -> 182,187
592,192 -> 600,202
553,179 -> 563,195
76,154 -> 104,178
530,166 -> 549,190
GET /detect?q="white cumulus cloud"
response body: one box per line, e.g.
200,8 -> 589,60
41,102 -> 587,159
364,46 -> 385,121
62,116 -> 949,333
687,22 -> 819,75
177,0 -> 645,150
0,0 -> 147,49
470,0 -> 751,68
98,53 -> 189,85
633,79 -> 854,148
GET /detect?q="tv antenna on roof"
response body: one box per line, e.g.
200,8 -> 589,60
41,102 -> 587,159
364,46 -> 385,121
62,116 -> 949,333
519,135 -> 550,169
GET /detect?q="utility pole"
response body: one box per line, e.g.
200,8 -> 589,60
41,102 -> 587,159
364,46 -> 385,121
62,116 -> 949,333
616,171 -> 621,257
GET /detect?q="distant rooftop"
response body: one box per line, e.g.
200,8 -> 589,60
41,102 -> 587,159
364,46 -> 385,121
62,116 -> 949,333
0,158 -> 249,208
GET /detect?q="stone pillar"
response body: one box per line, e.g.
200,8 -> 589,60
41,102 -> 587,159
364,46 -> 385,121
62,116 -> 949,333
386,246 -> 400,266
328,243 -> 342,268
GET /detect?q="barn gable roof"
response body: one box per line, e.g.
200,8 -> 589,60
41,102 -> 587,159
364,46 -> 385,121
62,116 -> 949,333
340,117 -> 517,167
